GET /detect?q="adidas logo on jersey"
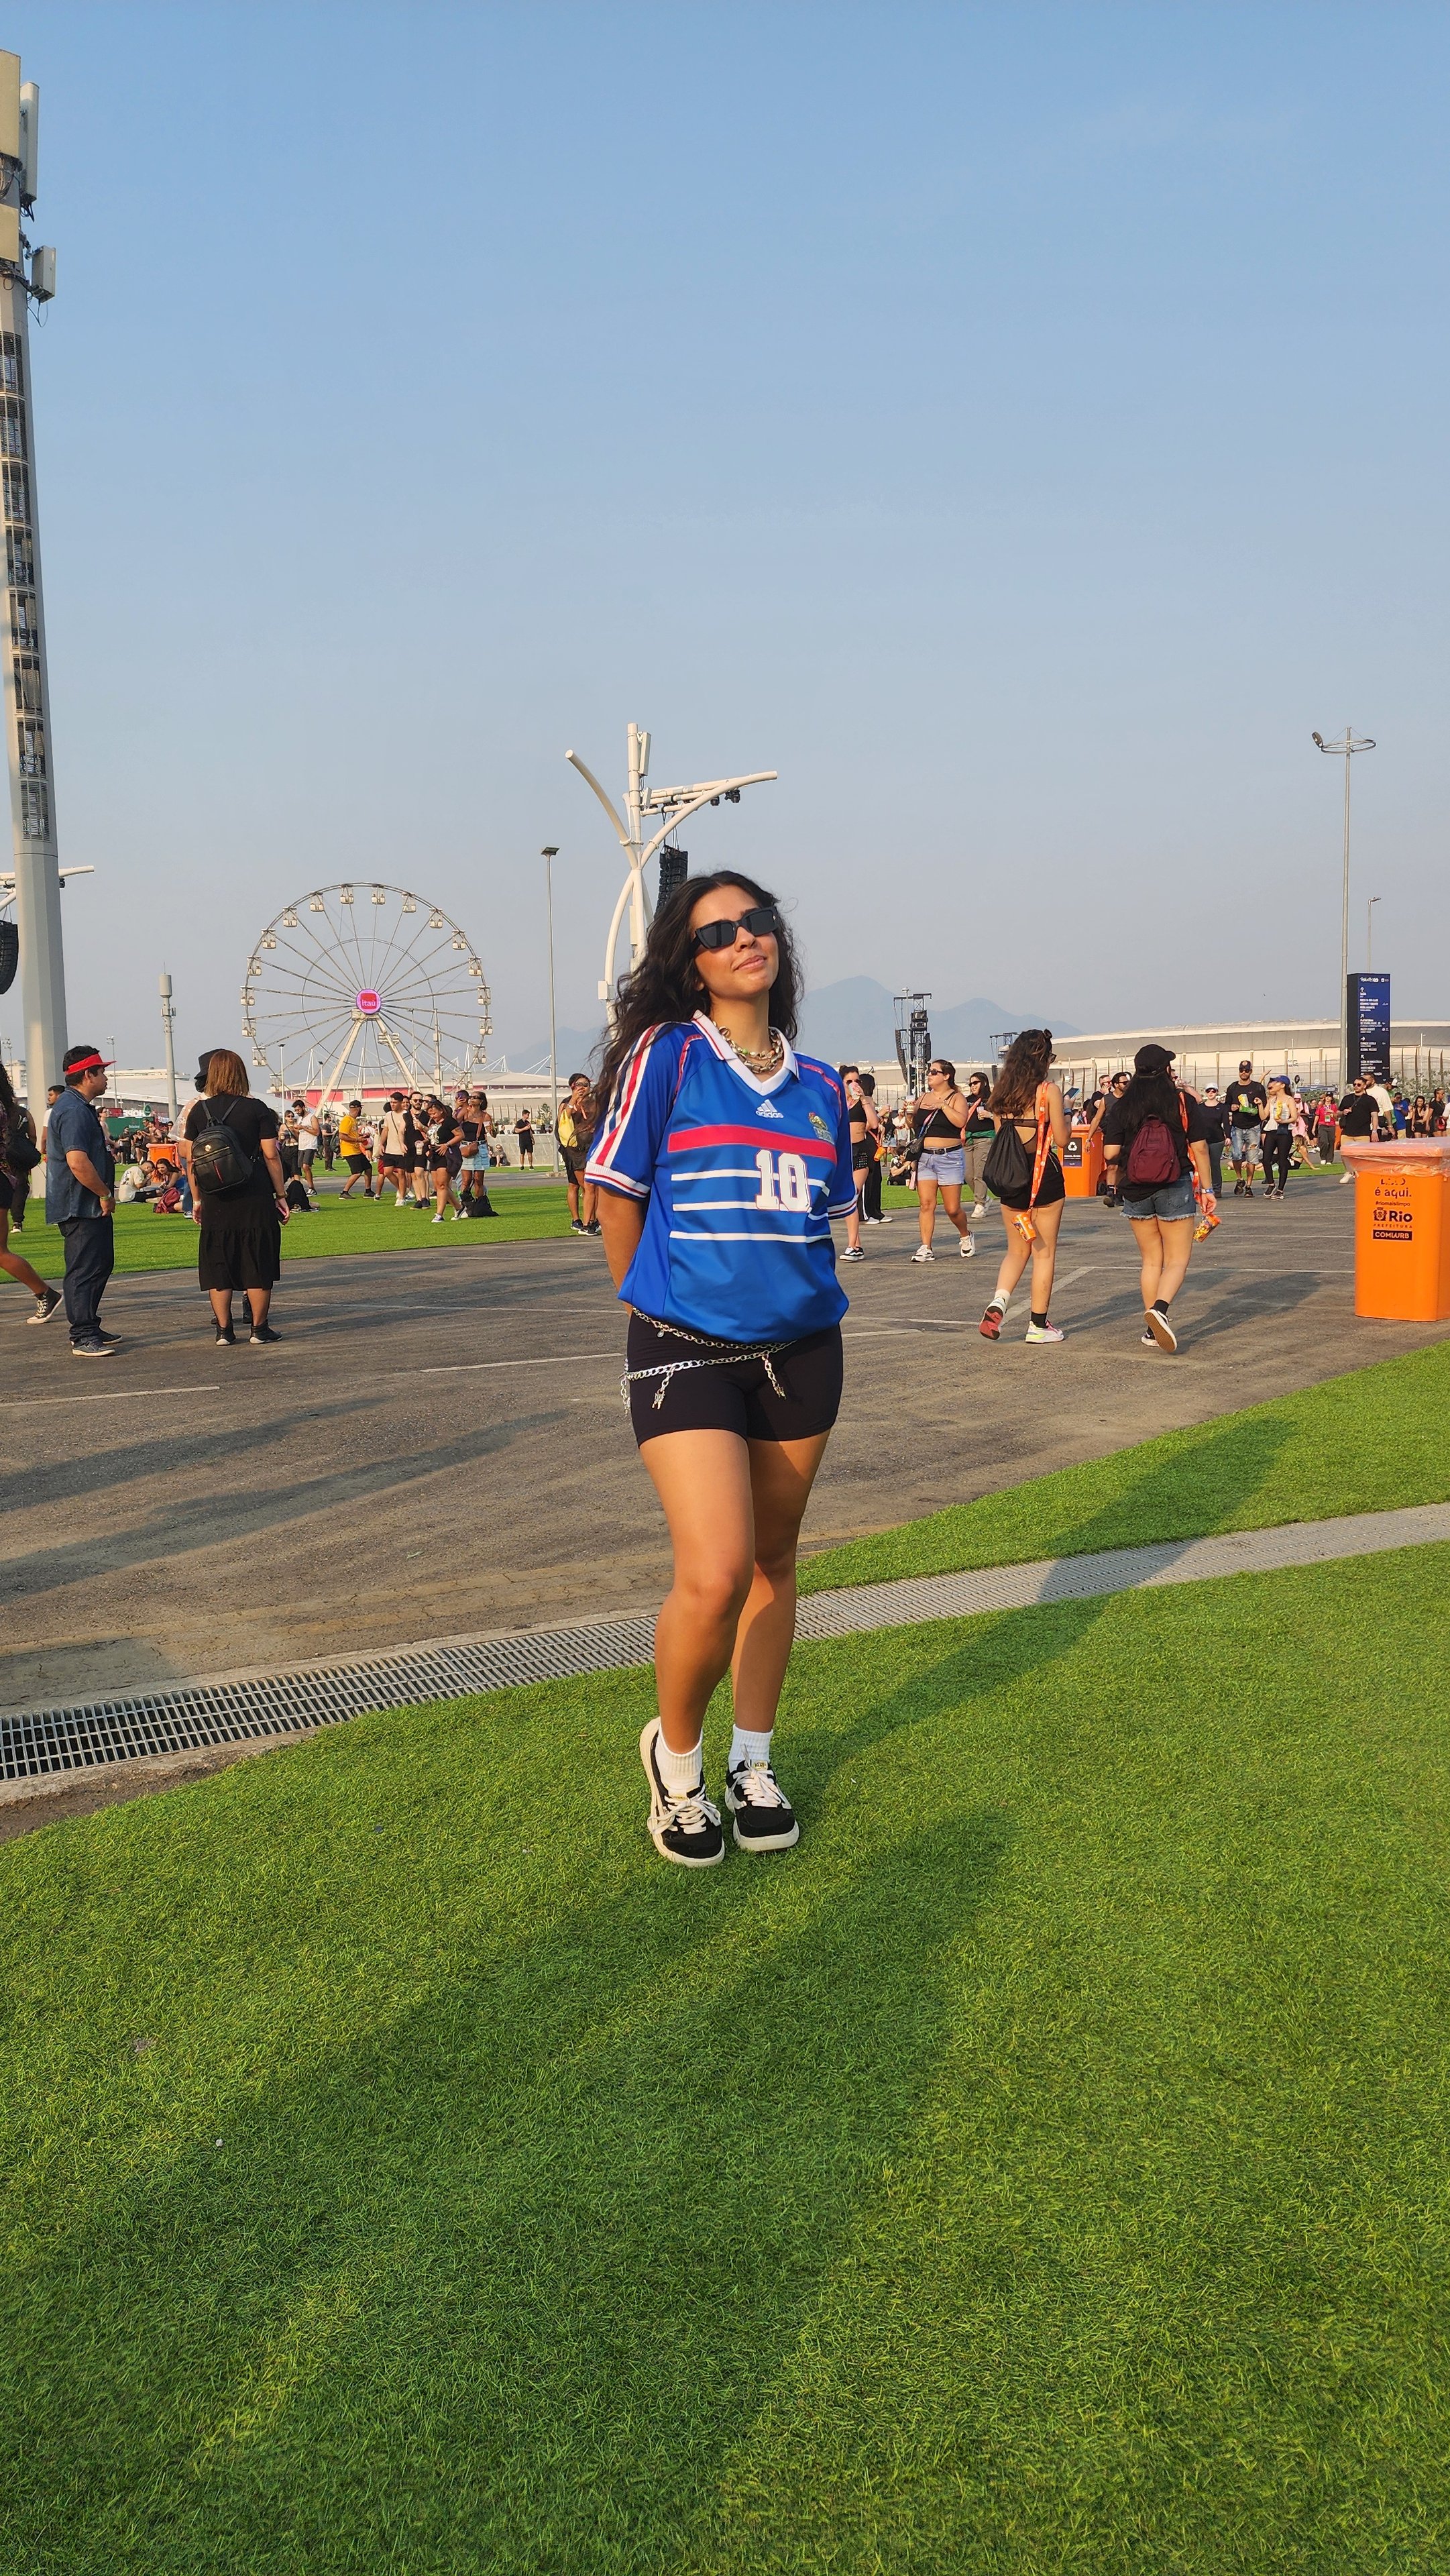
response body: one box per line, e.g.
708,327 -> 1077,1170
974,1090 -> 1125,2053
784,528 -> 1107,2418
755,1097 -> 784,1119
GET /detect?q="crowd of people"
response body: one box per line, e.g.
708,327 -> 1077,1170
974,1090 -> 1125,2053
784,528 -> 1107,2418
818,1050 -> 1445,1351
1,1021 -> 1443,1371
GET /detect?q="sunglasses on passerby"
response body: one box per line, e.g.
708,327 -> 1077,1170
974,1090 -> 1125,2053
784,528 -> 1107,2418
691,905 -> 780,953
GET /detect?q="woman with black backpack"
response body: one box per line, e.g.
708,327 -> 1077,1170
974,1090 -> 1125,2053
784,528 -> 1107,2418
182,1050 -> 289,1346
979,1029 -> 1069,1342
1099,1042 -> 1214,1352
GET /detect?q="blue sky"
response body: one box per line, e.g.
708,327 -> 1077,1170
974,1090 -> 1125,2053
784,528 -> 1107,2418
7,0 -> 1448,1074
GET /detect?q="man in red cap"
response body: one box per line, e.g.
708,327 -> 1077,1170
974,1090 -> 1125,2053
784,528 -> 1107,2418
44,1044 -> 119,1356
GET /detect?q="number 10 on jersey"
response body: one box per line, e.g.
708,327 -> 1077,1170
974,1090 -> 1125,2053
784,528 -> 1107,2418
754,1148 -> 812,1212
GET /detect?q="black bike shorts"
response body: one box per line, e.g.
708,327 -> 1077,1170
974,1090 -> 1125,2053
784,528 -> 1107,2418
625,1314 -> 843,1448
995,1152 -> 1066,1214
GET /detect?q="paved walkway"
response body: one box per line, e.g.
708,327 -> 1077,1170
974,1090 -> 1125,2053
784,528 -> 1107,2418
1,1181 -> 1447,1715
4,1498 -> 1447,1836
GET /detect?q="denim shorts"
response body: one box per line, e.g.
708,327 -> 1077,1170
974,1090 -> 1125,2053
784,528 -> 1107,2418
918,1146 -> 966,1186
1229,1125 -> 1258,1159
1123,1171 -> 1197,1223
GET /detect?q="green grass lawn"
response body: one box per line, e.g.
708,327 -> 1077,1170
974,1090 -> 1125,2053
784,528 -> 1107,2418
803,1338 -> 1450,1593
3,1542 -> 1449,2571
0,1181 -> 575,1279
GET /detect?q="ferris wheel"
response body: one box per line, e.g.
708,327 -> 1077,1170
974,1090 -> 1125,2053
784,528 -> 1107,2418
241,883 -> 492,1106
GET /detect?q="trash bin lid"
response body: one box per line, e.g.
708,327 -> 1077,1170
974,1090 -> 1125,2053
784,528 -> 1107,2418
1342,1139 -> 1450,1173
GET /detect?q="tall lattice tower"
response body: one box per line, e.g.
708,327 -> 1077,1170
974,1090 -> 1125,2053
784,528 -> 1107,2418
0,51 -> 60,1105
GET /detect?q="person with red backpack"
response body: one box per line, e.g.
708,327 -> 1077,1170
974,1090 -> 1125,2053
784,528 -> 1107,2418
1100,1043 -> 1215,1352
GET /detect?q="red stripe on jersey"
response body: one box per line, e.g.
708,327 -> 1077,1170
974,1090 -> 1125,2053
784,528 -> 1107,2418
590,1026 -> 661,1173
668,1124 -> 836,1160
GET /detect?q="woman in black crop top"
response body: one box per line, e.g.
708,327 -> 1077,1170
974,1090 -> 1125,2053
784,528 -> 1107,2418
979,1028 -> 1069,1342
909,1059 -> 976,1265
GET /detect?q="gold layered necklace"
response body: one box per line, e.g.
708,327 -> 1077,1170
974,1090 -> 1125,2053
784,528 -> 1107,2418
717,1024 -> 784,1077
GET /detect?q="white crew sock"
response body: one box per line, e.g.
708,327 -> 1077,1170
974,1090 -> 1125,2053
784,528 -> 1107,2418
730,1725 -> 773,1772
653,1729 -> 704,1799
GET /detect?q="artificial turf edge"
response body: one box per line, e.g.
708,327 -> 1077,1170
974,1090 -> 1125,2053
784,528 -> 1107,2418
800,1335 -> 1450,1593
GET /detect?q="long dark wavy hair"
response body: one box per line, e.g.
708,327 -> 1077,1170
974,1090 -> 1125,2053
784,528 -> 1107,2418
989,1028 -> 1054,1118
595,868 -> 802,1115
1113,1067 -> 1183,1144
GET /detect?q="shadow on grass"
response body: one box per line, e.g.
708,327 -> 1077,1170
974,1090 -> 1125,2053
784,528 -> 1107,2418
0,1765 -> 1012,2573
1049,1404 -> 1298,1563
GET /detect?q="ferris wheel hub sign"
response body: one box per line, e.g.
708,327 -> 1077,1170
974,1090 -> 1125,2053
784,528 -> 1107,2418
357,989 -> 382,1015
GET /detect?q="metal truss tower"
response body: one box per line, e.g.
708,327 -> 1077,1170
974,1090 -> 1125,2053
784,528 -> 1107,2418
0,52 -> 60,1105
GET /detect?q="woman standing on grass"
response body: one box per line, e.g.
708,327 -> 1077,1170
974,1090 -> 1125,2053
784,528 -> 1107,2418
1099,1042 -> 1214,1352
979,1029 -> 1069,1342
588,869 -> 856,1870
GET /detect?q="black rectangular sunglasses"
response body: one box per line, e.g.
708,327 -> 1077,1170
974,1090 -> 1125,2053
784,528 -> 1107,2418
691,904 -> 780,953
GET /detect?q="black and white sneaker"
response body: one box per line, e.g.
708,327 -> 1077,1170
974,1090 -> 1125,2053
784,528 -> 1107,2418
1145,1306 -> 1178,1352
639,1723 -> 724,1868
725,1757 -> 800,1853
27,1287 -> 62,1325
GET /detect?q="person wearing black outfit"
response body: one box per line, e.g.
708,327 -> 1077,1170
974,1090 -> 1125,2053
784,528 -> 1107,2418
182,1049 -> 289,1346
1100,1042 -> 1214,1353
1335,1076 -> 1378,1181
856,1073 -> 889,1225
1224,1060 -> 1267,1197
0,1057 -> 60,1324
1198,1087 -> 1227,1198
1259,1078 -> 1296,1199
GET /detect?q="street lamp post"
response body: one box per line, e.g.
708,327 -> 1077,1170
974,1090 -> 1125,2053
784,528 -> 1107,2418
1312,727 -> 1376,1086
159,969 -> 177,1125
541,847 -> 560,1174
565,722 -> 777,1012
1367,894 -> 1380,972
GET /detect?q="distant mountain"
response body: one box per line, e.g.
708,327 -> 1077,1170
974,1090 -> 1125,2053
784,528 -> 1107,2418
496,983 -> 1080,1083
796,977 -> 1078,1069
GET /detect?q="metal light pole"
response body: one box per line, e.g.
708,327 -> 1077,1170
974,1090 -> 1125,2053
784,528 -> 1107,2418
541,846 -> 560,1173
1312,727 -> 1376,1086
159,969 -> 178,1124
565,722 -> 777,1012
1367,894 -> 1380,972
1,55 -> 64,1108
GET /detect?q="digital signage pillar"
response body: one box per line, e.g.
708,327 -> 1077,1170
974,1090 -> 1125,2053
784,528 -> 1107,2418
1347,971 -> 1391,1086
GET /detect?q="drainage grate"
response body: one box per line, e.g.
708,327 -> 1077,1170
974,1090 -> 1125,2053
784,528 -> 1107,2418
0,1615 -> 658,1783
5,1501 -> 1447,1787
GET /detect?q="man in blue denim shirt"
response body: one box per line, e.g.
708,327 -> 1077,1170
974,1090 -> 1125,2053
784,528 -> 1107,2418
45,1044 -> 118,1356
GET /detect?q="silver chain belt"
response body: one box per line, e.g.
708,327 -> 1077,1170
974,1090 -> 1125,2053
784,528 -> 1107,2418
622,1311 -> 793,1412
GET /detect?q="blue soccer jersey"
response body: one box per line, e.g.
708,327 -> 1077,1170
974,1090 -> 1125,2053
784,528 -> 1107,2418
587,1014 -> 857,1342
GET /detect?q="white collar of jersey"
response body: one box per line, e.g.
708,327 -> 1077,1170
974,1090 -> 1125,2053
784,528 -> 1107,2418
691,1011 -> 797,1095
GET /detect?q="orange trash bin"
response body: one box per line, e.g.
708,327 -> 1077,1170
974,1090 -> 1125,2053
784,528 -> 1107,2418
1342,1140 -> 1450,1321
1062,1118 -> 1105,1199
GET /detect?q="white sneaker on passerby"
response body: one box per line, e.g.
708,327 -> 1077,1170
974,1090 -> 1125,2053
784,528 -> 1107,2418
911,1243 -> 935,1263
969,1200 -> 987,1219
959,1233 -> 976,1257
1023,1320 -> 1065,1343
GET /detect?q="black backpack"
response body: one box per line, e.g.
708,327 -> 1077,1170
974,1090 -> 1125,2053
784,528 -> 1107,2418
189,1099 -> 256,1195
981,1119 -> 1033,1199
3,1110 -> 40,1173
